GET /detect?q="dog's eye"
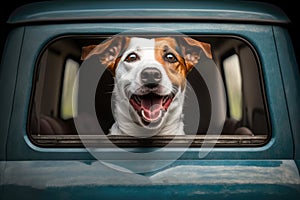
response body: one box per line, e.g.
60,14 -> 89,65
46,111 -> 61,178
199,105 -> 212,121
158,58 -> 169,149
125,53 -> 139,63
164,53 -> 178,63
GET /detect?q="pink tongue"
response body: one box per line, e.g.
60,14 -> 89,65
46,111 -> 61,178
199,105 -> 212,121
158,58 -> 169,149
141,96 -> 163,121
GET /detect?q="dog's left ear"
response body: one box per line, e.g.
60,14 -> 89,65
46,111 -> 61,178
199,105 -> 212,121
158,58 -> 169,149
179,37 -> 212,72
81,36 -> 129,76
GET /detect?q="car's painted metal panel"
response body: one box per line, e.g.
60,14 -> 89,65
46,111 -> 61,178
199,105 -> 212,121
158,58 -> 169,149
7,0 -> 290,24
273,26 -> 300,170
1,160 -> 299,199
5,23 -> 293,161
0,27 -> 24,161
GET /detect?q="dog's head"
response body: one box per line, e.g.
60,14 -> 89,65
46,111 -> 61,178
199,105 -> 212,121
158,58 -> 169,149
82,36 -> 212,133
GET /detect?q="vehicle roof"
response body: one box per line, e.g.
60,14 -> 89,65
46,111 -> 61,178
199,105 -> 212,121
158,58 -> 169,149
7,0 -> 290,24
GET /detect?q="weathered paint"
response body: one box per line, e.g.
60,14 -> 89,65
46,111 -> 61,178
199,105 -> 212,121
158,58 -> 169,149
7,0 -> 290,24
1,160 -> 299,199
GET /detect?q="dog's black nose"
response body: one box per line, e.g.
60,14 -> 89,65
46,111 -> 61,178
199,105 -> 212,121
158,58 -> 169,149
141,67 -> 162,88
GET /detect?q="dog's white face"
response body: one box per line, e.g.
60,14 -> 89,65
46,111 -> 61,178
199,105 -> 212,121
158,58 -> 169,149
82,36 -> 212,137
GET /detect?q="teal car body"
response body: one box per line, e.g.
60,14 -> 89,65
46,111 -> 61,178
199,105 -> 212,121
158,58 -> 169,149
0,1 -> 299,199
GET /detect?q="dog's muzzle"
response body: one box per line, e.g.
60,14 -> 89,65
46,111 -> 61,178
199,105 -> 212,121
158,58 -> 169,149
129,67 -> 176,126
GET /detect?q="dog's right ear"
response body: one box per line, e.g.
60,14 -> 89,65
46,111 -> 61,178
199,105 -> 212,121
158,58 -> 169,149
81,36 -> 129,76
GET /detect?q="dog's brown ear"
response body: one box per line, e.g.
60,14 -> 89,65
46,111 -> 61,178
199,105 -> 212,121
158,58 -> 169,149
179,37 -> 212,72
81,36 -> 129,75
81,45 -> 98,60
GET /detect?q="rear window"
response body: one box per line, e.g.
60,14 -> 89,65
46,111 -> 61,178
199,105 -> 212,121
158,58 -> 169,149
28,34 -> 270,147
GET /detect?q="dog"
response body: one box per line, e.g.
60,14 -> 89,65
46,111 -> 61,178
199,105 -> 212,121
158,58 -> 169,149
81,36 -> 212,137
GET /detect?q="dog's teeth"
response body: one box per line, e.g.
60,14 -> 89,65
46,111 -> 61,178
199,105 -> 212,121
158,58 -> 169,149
141,110 -> 149,122
134,95 -> 141,104
163,96 -> 169,103
141,109 -> 162,122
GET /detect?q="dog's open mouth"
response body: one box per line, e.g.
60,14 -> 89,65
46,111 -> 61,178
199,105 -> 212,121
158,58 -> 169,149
129,92 -> 174,125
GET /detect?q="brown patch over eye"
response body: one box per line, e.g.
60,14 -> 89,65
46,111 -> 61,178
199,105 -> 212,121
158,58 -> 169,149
155,37 -> 188,89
